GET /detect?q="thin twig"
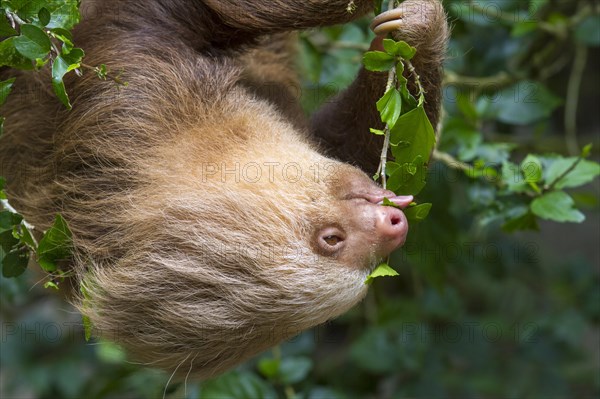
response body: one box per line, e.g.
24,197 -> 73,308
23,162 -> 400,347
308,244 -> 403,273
405,59 -> 425,105
432,150 -> 471,172
565,43 -> 587,156
377,0 -> 398,190
443,71 -> 517,91
331,41 -> 370,52
80,63 -> 127,86
5,10 -> 26,26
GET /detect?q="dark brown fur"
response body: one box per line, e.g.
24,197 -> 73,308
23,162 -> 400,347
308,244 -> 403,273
0,0 -> 448,378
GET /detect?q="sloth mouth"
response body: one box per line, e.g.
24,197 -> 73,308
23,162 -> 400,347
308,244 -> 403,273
347,192 -> 414,208
375,195 -> 414,208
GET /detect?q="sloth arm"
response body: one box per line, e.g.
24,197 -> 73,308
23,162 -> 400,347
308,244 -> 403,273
309,1 -> 449,173
204,0 -> 374,32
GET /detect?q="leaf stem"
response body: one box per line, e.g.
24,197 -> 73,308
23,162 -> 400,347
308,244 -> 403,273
405,59 -> 425,105
545,156 -> 583,192
80,63 -> 127,86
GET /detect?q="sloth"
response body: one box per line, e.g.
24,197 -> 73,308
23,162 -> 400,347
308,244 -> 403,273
0,0 -> 448,378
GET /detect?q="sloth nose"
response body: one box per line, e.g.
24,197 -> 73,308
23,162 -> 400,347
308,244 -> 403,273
376,206 -> 409,254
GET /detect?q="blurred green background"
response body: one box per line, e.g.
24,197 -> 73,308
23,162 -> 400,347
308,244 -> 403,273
1,0 -> 599,398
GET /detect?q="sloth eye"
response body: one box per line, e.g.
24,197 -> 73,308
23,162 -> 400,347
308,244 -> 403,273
323,235 -> 342,246
316,227 -> 346,255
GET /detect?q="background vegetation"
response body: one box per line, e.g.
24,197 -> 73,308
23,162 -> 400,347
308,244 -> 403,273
1,0 -> 599,398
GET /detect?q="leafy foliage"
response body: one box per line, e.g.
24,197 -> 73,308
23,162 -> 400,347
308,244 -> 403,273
0,205 -> 73,282
1,0 -> 84,108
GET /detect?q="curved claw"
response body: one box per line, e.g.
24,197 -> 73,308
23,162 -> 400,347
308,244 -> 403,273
370,8 -> 404,34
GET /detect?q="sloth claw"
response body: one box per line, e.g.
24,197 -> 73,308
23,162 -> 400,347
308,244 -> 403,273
370,1 -> 442,40
370,9 -> 404,35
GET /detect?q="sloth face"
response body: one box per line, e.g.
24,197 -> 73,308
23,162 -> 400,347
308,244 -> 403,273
79,152 -> 412,379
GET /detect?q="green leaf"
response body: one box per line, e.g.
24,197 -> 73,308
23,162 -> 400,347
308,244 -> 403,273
0,14 -> 17,36
387,156 -> 427,195
0,37 -> 34,69
362,51 -> 395,72
13,24 -> 52,60
397,42 -> 417,60
9,0 -> 81,30
365,263 -> 399,285
382,39 -> 397,55
370,128 -> 385,136
385,161 -> 401,176
531,191 -> 585,223
82,315 -> 93,341
502,211 -> 540,233
404,203 -> 432,223
381,197 -> 400,208
581,143 -> 593,158
389,106 -> 436,164
0,78 -> 16,107
382,39 -> 416,59
502,161 -> 530,194
521,154 -> 543,183
0,210 -> 23,232
38,7 -> 51,27
44,281 -> 60,290
37,214 -> 73,272
80,280 -> 94,340
52,72 -> 71,108
1,247 -> 29,278
278,357 -> 313,385
0,229 -> 19,252
376,88 -> 402,127
382,39 -> 415,59
51,48 -> 83,109
394,61 -> 417,112
464,164 -> 498,180
97,340 -> 127,363
49,28 -> 74,49
46,0 -> 81,30
258,358 -> 280,379
17,225 -> 36,250
545,158 -> 600,189
96,64 -> 108,79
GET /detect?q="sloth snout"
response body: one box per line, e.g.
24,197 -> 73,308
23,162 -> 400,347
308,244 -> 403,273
376,206 -> 409,254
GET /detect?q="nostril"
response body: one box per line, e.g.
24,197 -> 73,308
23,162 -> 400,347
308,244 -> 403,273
378,208 -> 408,238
